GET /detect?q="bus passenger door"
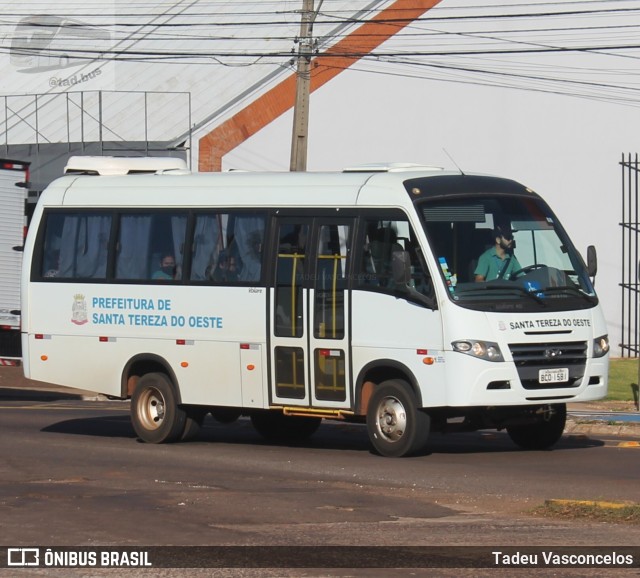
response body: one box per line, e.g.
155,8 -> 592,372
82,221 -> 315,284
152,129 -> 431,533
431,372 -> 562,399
269,217 -> 353,410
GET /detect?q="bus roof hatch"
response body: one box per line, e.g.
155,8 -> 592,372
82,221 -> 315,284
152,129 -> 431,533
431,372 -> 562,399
342,163 -> 443,173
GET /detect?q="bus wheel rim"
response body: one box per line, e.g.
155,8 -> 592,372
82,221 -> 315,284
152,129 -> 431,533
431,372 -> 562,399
139,387 -> 165,430
375,396 -> 407,443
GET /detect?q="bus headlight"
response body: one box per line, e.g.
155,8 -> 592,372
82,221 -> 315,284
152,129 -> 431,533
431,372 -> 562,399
593,335 -> 610,358
452,340 -> 504,362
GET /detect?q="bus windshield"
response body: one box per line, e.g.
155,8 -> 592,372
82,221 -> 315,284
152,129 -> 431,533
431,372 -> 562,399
419,194 -> 597,312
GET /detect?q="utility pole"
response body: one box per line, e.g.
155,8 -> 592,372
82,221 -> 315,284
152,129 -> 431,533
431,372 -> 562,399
289,0 -> 320,172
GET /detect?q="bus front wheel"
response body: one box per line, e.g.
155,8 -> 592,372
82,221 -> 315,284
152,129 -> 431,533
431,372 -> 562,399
366,379 -> 430,457
131,373 -> 186,444
506,404 -> 567,450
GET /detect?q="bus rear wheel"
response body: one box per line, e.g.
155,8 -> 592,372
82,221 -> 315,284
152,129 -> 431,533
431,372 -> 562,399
366,379 -> 430,457
506,404 -> 567,450
131,373 -> 186,444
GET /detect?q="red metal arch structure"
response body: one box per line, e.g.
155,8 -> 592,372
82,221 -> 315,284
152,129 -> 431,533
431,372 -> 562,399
199,0 -> 443,171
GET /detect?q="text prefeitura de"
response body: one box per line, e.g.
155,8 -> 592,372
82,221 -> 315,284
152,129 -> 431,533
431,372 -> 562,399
92,297 -> 171,311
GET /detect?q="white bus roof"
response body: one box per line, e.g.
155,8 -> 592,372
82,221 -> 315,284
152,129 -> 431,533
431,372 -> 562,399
42,164 -> 529,210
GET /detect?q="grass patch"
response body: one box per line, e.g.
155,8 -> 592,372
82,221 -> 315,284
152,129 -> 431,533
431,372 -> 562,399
534,499 -> 640,524
608,358 -> 639,402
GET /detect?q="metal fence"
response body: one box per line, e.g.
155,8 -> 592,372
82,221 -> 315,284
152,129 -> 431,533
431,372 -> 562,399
0,90 -> 192,193
620,153 -> 640,358
0,90 -> 191,154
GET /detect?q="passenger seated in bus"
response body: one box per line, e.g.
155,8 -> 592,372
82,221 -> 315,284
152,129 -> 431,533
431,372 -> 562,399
211,249 -> 240,283
474,225 -> 521,282
152,253 -> 177,280
367,227 -> 403,287
43,249 -> 60,278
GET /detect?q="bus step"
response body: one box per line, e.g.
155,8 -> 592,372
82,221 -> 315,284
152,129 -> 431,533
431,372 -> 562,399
280,406 -> 354,420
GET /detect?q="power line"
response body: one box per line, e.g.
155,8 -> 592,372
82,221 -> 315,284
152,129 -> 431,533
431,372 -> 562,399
3,3 -> 640,24
5,40 -> 640,61
3,0 -> 640,110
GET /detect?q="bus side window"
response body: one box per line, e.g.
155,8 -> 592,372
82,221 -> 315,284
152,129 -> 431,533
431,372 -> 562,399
233,213 -> 265,282
40,212 -> 110,280
275,223 -> 308,337
359,220 -> 402,288
41,213 -> 64,278
190,212 -> 265,284
192,213 -> 223,281
116,212 -> 187,281
116,215 -> 152,279
358,218 -> 433,299
314,224 -> 350,340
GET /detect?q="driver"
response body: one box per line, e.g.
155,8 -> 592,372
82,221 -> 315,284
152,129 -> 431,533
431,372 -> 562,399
474,224 -> 521,282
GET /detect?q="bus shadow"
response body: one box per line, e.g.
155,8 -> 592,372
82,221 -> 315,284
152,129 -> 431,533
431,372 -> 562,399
43,416 -> 374,451
41,415 -> 607,455
42,415 -> 137,438
415,431 -> 606,456
0,387 -> 89,403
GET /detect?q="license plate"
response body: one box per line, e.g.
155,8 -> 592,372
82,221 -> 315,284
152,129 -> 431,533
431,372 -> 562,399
538,368 -> 569,384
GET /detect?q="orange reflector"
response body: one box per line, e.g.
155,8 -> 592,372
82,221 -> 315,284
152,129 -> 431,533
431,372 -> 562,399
180,361 -> 189,368
40,355 -> 48,361
423,357 -> 435,365
247,364 -> 255,371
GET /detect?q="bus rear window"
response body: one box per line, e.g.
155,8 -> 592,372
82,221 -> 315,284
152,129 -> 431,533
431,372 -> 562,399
40,212 -> 111,279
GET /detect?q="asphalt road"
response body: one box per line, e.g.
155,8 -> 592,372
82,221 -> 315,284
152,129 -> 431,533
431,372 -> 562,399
1,368 -> 639,577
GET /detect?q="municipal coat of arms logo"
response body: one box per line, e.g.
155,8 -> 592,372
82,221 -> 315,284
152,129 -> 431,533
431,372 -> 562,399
71,294 -> 88,325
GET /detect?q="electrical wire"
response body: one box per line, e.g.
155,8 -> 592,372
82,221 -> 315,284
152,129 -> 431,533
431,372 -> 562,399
2,1 -> 640,111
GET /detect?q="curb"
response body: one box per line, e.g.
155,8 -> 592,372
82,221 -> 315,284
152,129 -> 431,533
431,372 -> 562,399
565,417 -> 640,439
545,499 -> 638,509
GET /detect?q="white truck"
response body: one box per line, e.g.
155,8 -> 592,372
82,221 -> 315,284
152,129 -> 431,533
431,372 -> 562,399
0,160 -> 30,365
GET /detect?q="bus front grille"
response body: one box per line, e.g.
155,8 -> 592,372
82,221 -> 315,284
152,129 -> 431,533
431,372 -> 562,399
509,341 -> 587,390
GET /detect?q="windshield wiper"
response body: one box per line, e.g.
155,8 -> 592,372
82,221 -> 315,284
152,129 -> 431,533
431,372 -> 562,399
456,282 -> 547,305
538,285 -> 596,303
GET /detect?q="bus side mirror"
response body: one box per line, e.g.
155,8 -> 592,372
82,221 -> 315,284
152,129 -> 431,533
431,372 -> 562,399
392,250 -> 412,285
586,245 -> 597,278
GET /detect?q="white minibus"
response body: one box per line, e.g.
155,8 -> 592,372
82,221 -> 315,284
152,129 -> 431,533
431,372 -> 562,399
21,158 -> 609,456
